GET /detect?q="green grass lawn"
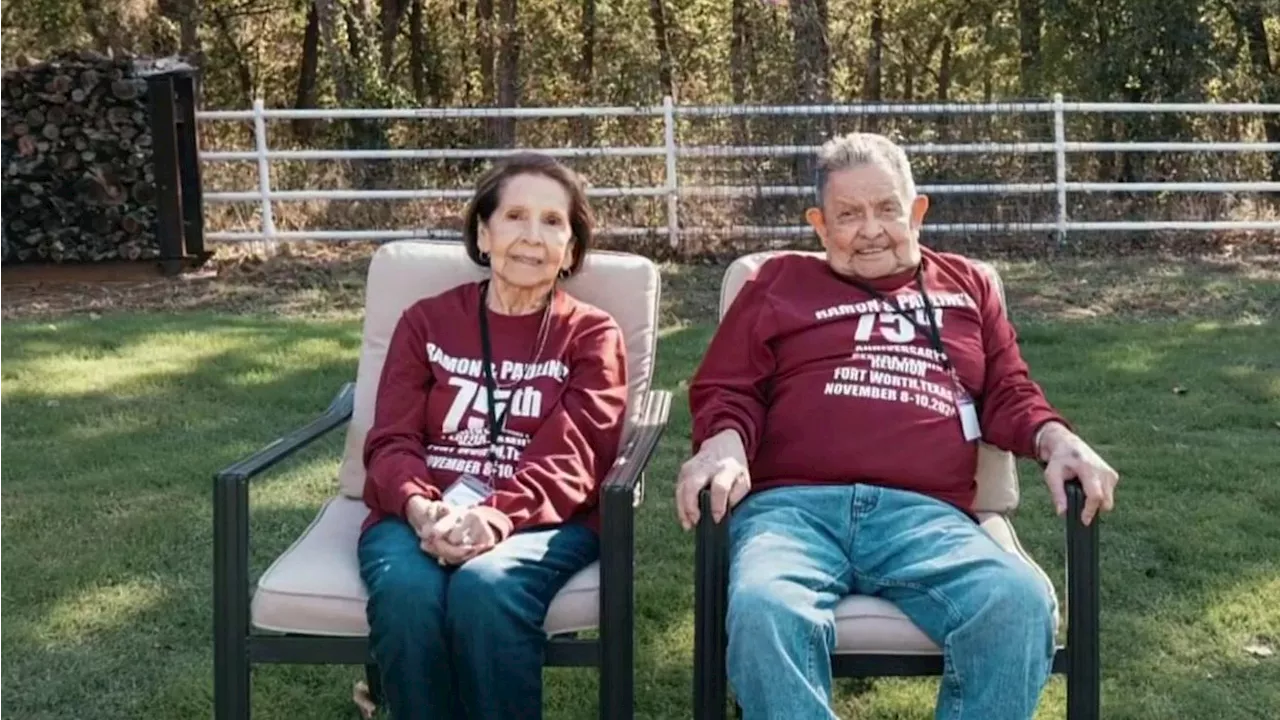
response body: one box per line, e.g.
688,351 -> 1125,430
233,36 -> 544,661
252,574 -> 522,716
3,306 -> 1279,719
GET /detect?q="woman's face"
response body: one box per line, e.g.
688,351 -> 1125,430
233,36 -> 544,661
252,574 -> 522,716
477,173 -> 576,292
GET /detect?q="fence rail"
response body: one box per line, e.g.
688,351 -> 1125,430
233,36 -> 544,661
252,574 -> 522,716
193,94 -> 1280,247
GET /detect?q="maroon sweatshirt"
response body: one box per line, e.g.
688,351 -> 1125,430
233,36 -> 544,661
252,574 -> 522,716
689,249 -> 1067,511
362,281 -> 629,540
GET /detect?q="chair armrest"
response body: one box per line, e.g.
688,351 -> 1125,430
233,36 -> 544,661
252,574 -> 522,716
601,389 -> 673,572
602,389 -> 673,508
215,382 -> 356,484
213,382 -> 355,674
598,389 -> 672,718
694,487 -> 731,720
1064,479 -> 1100,709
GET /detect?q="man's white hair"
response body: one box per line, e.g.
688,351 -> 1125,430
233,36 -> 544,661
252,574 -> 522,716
813,132 -> 917,205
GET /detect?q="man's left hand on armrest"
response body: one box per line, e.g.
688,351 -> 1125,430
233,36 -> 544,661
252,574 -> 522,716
1035,421 -> 1120,526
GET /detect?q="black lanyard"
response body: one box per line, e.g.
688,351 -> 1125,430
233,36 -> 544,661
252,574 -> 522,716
845,263 -> 951,371
476,280 -> 552,475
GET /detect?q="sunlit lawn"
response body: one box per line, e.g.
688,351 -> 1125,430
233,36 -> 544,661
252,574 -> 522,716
3,299 -> 1278,718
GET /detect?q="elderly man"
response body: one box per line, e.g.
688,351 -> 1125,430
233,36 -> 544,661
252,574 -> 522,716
675,132 -> 1119,720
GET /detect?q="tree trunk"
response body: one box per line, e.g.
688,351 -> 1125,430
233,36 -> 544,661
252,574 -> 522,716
379,0 -> 409,75
456,0 -> 471,100
788,0 -> 829,181
577,0 -> 597,144
649,0 -> 676,100
863,0 -> 883,131
730,0 -> 749,143
212,7 -> 255,147
477,0 -> 495,104
495,0 -> 519,146
1093,8 -> 1115,180
180,3 -> 201,57
938,37 -> 953,102
1239,2 -> 1280,182
902,35 -> 915,101
409,0 -> 426,102
788,0 -> 829,104
316,0 -> 354,104
1018,0 -> 1041,98
293,2 -> 321,139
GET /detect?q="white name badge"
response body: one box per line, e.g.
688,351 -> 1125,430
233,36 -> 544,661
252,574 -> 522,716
441,473 -> 494,508
956,393 -> 983,442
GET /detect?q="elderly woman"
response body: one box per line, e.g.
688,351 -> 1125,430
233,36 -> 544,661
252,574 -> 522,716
359,153 -> 629,720
676,132 -> 1120,720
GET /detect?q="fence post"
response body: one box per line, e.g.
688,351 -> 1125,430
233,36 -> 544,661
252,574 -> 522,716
146,73 -> 186,276
662,95 -> 680,251
252,98 -> 278,255
1053,92 -> 1068,246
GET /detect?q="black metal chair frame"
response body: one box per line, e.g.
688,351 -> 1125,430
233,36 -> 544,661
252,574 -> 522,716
693,480 -> 1101,719
214,381 -> 672,719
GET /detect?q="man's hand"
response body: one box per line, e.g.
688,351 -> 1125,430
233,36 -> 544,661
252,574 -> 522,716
676,429 -> 751,530
420,509 -> 497,565
1037,422 -> 1119,526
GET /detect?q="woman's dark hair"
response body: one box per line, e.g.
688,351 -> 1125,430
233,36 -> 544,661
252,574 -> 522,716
462,153 -> 595,276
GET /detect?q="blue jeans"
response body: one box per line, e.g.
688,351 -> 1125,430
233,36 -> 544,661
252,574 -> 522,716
726,484 -> 1057,720
358,518 -> 598,720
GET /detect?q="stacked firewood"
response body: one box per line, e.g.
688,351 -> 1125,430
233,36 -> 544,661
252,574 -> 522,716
1,50 -> 187,264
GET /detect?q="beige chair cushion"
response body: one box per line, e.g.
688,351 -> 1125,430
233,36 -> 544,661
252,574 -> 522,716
832,513 -> 1059,653
251,496 -> 601,637
337,239 -> 661,498
718,250 -> 1020,514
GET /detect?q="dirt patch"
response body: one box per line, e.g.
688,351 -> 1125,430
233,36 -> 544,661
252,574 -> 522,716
3,241 -> 1277,326
995,250 -> 1280,323
2,243 -> 375,320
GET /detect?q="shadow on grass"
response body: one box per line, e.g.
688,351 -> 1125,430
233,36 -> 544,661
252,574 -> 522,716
1007,319 -> 1280,719
2,313 -> 362,719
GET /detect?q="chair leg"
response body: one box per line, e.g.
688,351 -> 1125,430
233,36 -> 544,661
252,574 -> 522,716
1067,668 -> 1100,720
212,576 -> 250,719
364,664 -> 383,705
599,652 -> 634,720
1065,481 -> 1101,720
214,466 -> 253,719
213,637 -> 249,720
599,479 -> 636,720
694,489 -> 730,720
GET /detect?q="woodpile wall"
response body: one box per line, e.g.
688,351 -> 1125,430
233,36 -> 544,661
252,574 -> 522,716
2,51 -> 192,264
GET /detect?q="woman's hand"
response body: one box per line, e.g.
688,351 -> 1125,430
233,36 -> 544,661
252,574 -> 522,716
420,509 -> 498,566
405,494 -> 452,537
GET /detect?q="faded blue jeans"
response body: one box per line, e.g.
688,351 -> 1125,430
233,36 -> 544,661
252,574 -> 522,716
358,517 -> 598,720
726,484 -> 1057,720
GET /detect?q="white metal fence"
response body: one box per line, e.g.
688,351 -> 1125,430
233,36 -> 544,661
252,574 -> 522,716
195,94 -> 1280,247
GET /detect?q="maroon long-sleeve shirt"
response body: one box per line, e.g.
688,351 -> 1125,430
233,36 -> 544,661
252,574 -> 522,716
690,249 -> 1067,511
362,281 -> 628,540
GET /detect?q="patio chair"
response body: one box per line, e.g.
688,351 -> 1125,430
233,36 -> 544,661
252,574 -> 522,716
692,250 -> 1101,720
213,239 -> 672,719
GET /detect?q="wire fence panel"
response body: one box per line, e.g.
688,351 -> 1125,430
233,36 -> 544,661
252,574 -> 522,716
194,95 -> 1280,255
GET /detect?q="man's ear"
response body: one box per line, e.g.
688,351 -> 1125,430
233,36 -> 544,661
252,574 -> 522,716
804,206 -> 827,243
909,194 -> 930,230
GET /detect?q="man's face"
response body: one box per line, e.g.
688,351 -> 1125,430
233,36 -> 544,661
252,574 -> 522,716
805,162 -> 929,280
